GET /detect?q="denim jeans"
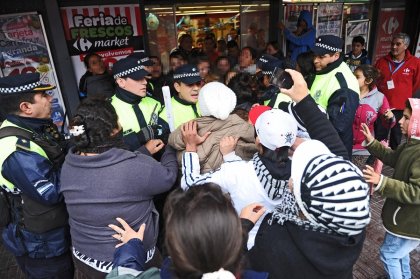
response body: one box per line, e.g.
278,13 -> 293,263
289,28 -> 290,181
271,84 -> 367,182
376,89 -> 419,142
380,232 -> 420,279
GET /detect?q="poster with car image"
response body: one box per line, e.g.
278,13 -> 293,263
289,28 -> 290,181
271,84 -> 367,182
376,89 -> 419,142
0,12 -> 66,129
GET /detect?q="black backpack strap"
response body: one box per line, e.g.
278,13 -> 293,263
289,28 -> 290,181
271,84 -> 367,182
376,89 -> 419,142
335,72 -> 348,89
0,126 -> 64,169
0,126 -> 34,141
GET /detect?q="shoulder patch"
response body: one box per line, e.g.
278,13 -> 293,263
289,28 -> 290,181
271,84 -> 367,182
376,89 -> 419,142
16,137 -> 31,151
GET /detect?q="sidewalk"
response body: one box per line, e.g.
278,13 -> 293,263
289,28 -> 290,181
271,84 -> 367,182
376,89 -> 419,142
0,166 -> 419,278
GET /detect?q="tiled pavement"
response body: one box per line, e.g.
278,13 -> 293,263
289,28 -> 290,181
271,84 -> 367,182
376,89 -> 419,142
0,166 -> 419,279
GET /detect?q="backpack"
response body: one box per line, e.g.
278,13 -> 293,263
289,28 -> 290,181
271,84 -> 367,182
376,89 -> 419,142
327,72 -> 360,157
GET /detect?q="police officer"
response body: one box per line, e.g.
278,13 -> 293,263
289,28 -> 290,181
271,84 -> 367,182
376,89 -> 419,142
160,64 -> 203,129
111,54 -> 167,151
256,54 -> 292,108
310,35 -> 360,157
0,73 -> 73,278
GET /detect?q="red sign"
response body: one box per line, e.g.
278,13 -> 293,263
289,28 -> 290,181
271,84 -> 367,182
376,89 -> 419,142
372,8 -> 405,64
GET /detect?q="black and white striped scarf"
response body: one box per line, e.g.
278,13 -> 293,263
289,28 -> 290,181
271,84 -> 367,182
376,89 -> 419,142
252,153 -> 334,234
252,153 -> 298,221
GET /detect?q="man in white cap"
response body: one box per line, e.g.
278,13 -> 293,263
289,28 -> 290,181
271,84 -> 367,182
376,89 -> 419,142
0,73 -> 73,278
309,35 -> 360,158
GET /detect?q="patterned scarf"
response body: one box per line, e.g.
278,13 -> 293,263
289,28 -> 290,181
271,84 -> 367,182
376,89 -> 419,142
252,154 -> 335,234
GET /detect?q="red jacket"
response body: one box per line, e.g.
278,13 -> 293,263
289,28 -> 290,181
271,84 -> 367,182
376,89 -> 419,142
375,50 -> 420,110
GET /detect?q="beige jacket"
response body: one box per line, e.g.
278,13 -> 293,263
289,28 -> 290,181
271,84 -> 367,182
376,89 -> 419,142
168,114 -> 257,173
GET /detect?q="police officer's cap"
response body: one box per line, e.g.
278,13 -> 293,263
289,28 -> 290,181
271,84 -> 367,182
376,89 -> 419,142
256,54 -> 283,75
128,52 -> 154,66
311,35 -> 344,56
173,64 -> 201,85
112,55 -> 150,80
0,73 -> 55,95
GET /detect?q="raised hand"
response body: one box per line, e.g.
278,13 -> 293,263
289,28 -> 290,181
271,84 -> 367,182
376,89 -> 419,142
362,165 -> 381,185
240,203 -> 267,224
145,139 -> 165,155
360,123 -> 374,143
220,136 -> 239,155
181,121 -> 211,152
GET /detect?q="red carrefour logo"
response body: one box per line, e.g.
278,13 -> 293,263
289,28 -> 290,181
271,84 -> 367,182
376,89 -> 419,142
382,17 -> 399,34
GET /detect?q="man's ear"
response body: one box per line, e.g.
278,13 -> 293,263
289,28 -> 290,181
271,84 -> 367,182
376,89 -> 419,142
19,101 -> 32,116
115,77 -> 126,88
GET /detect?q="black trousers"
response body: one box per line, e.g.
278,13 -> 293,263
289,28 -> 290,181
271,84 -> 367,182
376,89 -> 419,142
15,251 -> 74,279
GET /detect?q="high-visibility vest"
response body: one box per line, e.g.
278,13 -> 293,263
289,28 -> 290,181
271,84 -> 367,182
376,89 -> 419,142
160,97 -> 201,129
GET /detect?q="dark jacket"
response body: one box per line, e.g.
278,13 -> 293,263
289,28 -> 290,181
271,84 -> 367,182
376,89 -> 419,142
248,217 -> 365,279
246,94 -> 365,278
344,49 -> 371,72
60,146 -> 178,262
0,115 -> 70,258
107,239 -> 269,279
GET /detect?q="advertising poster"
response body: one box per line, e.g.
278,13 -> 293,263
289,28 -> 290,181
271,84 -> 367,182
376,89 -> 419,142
371,8 -> 405,64
345,20 -> 370,54
60,4 -> 144,83
0,13 -> 66,128
316,3 -> 343,37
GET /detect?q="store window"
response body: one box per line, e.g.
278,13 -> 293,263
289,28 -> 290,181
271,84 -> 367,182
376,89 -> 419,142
144,1 -> 269,73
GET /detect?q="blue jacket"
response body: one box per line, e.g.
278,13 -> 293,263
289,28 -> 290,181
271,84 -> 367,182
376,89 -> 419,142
108,239 -> 269,279
0,115 -> 70,258
284,10 -> 316,62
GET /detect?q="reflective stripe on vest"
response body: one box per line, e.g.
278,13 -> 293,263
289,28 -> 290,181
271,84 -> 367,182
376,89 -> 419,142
310,62 -> 360,109
160,97 -> 201,129
111,96 -> 162,134
0,120 -> 48,191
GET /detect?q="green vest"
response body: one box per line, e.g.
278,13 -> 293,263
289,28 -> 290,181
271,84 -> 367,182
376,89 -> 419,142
111,95 -> 162,135
0,120 -> 48,191
310,62 -> 360,109
160,97 -> 201,129
263,93 -> 292,108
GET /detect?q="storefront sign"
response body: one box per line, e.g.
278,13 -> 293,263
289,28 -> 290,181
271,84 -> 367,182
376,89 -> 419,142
316,3 -> 343,37
372,8 -> 405,64
344,20 -> 370,54
60,5 -> 144,84
0,13 -> 66,128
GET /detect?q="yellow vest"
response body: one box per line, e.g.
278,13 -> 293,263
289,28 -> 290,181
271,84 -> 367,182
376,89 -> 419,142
0,120 -> 48,191
263,93 -> 292,108
310,62 -> 360,109
160,97 -> 201,129
111,95 -> 162,135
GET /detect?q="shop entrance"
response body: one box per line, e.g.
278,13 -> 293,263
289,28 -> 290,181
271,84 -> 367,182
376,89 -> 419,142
144,1 -> 269,73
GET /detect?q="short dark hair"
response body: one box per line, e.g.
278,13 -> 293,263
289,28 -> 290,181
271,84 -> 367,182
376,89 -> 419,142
0,92 -> 37,116
170,50 -> 187,61
164,184 -> 243,278
241,47 -> 257,60
226,40 -> 239,50
83,52 -> 102,69
352,36 -> 365,46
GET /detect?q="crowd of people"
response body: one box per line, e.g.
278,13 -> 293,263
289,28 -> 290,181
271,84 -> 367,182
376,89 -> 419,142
0,10 -> 420,279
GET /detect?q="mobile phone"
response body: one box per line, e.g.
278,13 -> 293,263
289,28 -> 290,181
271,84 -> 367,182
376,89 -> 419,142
269,67 -> 294,89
